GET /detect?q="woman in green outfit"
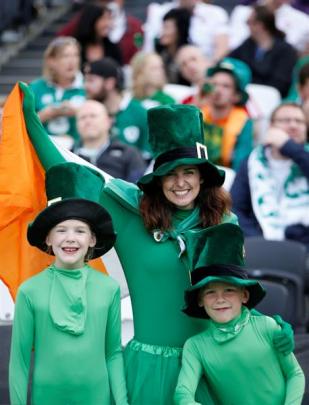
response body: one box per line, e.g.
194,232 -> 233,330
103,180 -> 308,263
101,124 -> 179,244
9,164 -> 129,405
19,83 -> 293,405
175,223 -> 304,405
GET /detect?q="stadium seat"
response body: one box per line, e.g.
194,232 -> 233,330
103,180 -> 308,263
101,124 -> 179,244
244,237 -> 308,331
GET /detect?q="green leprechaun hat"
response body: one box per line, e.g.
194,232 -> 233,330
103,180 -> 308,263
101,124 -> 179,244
27,162 -> 116,258
183,223 -> 265,319
207,57 -> 252,105
137,104 -> 225,191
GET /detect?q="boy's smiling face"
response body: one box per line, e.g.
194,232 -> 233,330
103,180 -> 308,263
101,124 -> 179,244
46,219 -> 96,269
199,282 -> 249,323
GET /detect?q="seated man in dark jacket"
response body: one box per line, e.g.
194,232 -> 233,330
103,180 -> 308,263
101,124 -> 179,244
229,4 -> 297,98
75,100 -> 146,183
231,102 -> 309,250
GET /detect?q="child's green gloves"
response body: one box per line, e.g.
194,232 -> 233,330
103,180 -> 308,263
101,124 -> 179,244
272,314 -> 295,355
251,310 -> 295,355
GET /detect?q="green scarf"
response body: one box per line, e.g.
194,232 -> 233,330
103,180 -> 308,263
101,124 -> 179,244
48,264 -> 89,335
105,179 -> 201,255
210,307 -> 250,344
105,178 -> 237,256
153,208 -> 201,257
248,145 -> 309,240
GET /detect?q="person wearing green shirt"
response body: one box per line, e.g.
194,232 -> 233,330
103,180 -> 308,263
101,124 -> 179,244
83,58 -> 152,161
29,37 -> 86,147
175,223 -> 305,405
9,163 -> 129,405
19,84 -> 295,405
130,51 -> 176,110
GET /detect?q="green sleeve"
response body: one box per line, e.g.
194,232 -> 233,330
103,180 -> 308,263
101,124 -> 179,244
20,82 -> 66,170
174,339 -> 204,405
106,287 -> 129,405
232,119 -> 254,171
9,289 -> 34,405
265,317 -> 305,404
279,352 -> 305,404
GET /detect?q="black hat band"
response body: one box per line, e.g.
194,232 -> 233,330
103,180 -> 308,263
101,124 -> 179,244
191,264 -> 247,286
154,145 -> 207,171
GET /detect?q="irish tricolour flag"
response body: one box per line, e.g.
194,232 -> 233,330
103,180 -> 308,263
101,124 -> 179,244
0,83 -> 109,300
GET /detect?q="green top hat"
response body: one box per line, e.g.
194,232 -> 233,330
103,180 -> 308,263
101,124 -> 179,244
27,163 -> 116,258
207,57 -> 252,105
183,223 -> 265,319
138,104 -> 225,191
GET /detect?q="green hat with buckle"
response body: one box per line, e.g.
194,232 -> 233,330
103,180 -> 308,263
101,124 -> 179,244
183,223 -> 265,319
137,104 -> 225,192
27,163 -> 116,258
207,57 -> 252,105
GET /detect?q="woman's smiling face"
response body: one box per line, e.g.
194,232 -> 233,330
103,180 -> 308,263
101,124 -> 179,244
161,165 -> 202,210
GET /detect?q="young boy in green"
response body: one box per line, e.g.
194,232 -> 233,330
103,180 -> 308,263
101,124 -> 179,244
9,163 -> 129,405
175,223 -> 305,405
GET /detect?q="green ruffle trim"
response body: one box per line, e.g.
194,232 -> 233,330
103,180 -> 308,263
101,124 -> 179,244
127,339 -> 182,358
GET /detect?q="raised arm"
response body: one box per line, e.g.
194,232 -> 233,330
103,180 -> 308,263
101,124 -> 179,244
19,82 -> 66,170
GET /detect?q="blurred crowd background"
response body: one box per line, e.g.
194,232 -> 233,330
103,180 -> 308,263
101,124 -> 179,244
1,0 -> 309,402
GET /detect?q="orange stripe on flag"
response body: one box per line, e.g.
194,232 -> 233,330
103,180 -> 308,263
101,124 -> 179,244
0,84 -> 106,301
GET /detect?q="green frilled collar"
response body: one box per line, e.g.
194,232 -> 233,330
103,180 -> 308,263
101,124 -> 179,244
210,307 -> 250,344
48,264 -> 89,336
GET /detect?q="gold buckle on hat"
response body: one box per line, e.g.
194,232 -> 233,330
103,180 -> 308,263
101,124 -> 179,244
196,142 -> 208,159
47,197 -> 62,206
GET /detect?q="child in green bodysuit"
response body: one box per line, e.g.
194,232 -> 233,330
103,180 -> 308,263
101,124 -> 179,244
175,223 -> 305,405
9,163 -> 129,405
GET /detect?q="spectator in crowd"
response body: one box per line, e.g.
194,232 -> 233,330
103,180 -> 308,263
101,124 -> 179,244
29,36 -> 86,149
229,5 -> 298,98
143,0 -> 229,64
75,100 -> 146,182
229,0 -> 309,55
130,52 -> 175,109
231,103 -> 309,249
154,8 -> 191,83
73,4 -> 123,65
287,57 -> 309,130
83,58 -> 152,161
58,0 -> 143,65
298,64 -> 309,131
105,0 -> 144,64
176,44 -> 210,107
201,58 -> 254,171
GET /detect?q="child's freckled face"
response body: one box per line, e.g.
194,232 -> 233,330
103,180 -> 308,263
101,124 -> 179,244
46,219 -> 96,269
199,282 -> 249,323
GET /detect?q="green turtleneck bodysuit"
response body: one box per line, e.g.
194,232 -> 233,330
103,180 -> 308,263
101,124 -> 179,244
175,308 -> 305,405
99,179 -> 238,404
9,265 -> 128,405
